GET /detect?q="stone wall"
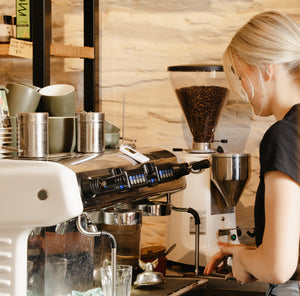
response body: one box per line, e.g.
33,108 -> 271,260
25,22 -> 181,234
1,1 -> 299,248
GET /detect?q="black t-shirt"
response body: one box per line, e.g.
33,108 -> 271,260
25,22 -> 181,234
255,104 -> 300,247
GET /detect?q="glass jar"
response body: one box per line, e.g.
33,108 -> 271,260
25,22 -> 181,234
0,15 -> 13,43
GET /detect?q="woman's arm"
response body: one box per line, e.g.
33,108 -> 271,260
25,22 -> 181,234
242,170 -> 300,283
205,171 -> 300,284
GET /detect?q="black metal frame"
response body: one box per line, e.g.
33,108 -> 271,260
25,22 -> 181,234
32,0 -> 51,87
84,0 -> 99,112
31,0 -> 99,111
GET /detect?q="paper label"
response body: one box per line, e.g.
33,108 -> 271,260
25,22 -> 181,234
16,0 -> 31,40
9,38 -> 32,59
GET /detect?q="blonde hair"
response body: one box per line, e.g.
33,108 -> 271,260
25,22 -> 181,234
223,11 -> 300,101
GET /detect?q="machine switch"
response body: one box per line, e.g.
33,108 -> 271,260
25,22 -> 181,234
231,234 -> 237,241
218,229 -> 230,236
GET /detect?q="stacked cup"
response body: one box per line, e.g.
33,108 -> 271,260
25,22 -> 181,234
6,82 -> 42,158
5,83 -> 76,156
37,84 -> 76,154
0,85 -> 13,158
0,113 -> 13,159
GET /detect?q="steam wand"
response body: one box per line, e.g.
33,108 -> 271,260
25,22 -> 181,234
76,214 -> 117,296
169,204 -> 200,277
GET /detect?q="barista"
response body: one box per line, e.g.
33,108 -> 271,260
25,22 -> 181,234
204,11 -> 300,296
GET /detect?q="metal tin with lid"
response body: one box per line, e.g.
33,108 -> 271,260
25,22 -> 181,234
76,111 -> 105,153
17,112 -> 48,158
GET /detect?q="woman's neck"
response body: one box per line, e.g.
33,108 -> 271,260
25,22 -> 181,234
270,72 -> 300,120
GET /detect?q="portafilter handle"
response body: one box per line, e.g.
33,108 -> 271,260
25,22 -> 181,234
190,159 -> 210,172
172,159 -> 210,178
0,160 -> 83,296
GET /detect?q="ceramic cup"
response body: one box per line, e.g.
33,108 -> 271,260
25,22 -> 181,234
48,116 -> 76,154
6,82 -> 41,116
38,84 -> 76,117
17,82 -> 40,91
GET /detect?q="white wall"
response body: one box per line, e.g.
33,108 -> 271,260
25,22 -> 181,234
1,0 -> 299,247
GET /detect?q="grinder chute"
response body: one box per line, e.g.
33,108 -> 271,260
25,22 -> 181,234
168,65 -> 228,153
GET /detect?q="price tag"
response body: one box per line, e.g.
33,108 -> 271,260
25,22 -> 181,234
9,38 -> 33,59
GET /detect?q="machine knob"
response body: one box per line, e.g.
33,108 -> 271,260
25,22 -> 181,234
172,163 -> 190,179
81,173 -> 128,198
237,227 -> 242,237
143,163 -> 159,186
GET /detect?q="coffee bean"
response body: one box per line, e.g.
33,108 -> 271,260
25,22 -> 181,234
176,85 -> 228,143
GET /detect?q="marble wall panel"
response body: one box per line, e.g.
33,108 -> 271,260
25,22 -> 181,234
99,0 -> 299,247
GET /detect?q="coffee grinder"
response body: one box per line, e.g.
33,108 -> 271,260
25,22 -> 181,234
165,65 -> 251,268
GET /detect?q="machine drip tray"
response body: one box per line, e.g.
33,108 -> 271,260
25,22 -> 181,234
132,261 -> 267,296
131,275 -> 267,296
132,277 -> 208,296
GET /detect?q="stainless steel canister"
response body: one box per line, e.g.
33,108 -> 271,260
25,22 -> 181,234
77,112 -> 105,153
17,112 -> 48,158
91,208 -> 142,283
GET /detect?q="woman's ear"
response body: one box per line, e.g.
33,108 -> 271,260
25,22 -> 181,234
264,64 -> 274,82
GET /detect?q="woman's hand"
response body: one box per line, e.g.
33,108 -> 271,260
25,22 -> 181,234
204,241 -> 257,285
203,247 -> 227,275
219,242 -> 256,284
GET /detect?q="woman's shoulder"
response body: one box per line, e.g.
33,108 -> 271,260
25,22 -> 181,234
262,104 -> 300,144
262,118 -> 297,146
260,114 -> 300,183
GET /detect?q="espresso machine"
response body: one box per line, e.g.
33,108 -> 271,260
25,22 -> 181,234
0,159 -> 83,296
165,65 -> 251,268
0,140 -> 214,295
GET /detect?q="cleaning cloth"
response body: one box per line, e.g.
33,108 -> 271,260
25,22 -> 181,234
66,287 -> 104,296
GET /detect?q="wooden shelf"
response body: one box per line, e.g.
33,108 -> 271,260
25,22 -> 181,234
50,44 -> 94,59
0,44 -> 11,57
0,43 -> 94,59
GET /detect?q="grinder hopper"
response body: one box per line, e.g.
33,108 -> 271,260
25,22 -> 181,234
168,65 -> 251,207
168,65 -> 229,152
